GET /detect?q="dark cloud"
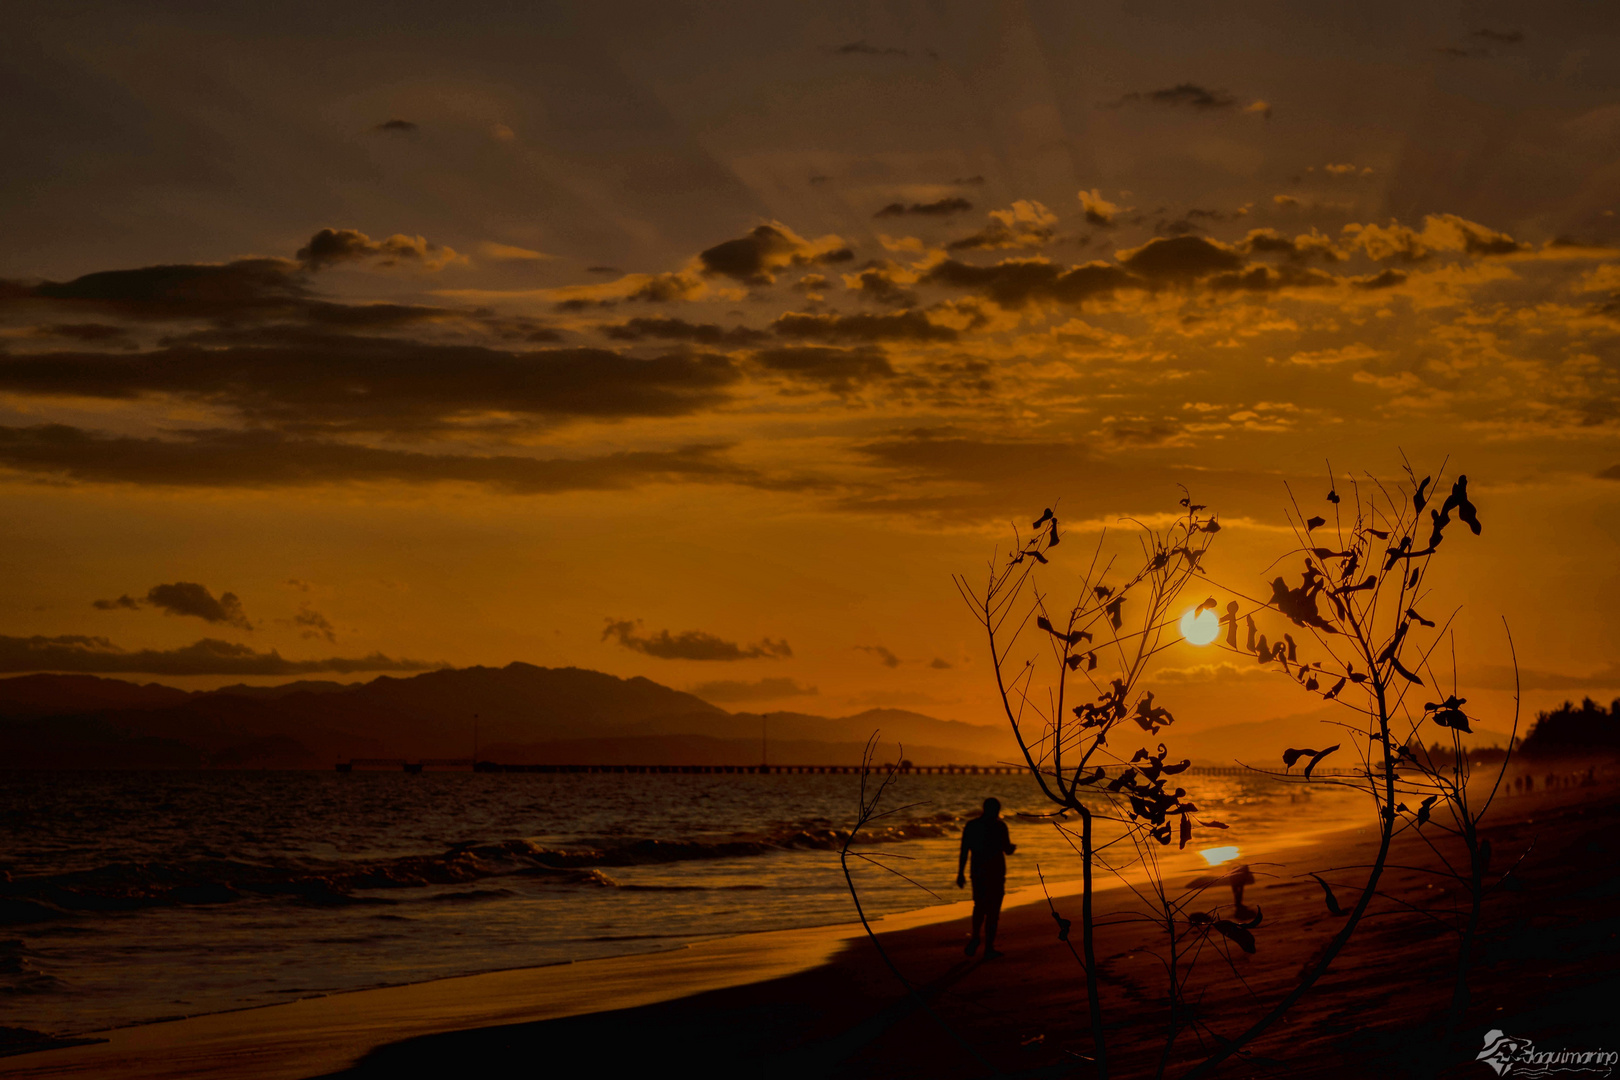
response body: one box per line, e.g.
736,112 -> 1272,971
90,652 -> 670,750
601,619 -> 792,661
1205,264 -> 1336,292
0,633 -> 435,675
874,197 -> 973,218
1352,269 -> 1408,290
1107,422 -> 1182,446
752,346 -> 895,392
855,644 -> 901,668
376,119 -> 419,132
929,657 -> 953,669
1473,29 -> 1524,44
1239,228 -> 1345,263
31,323 -> 133,343
1118,83 -> 1237,110
833,41 -> 907,56
586,266 -> 620,274
847,268 -> 917,307
91,582 -> 252,627
1118,235 -> 1245,279
6,255 -> 466,332
16,259 -> 309,321
1599,465 -> 1620,481
771,310 -> 956,343
953,176 -> 985,186
688,676 -> 818,703
0,334 -> 742,433
921,258 -> 1133,308
295,228 -> 460,271
599,317 -> 768,346
1154,218 -> 1200,237
947,220 -> 1054,251
293,603 -> 337,643
0,424 -> 766,493
697,225 -> 852,284
145,582 -> 252,629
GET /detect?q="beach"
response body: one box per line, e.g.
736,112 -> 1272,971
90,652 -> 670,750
4,772 -> 1614,1079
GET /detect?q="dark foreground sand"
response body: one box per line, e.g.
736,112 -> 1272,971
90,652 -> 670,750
4,776 -> 1616,1079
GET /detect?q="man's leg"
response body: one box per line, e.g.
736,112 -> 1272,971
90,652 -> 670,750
967,877 -> 989,955
983,880 -> 1006,956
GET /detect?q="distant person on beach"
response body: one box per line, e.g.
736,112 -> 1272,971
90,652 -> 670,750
957,797 -> 1016,958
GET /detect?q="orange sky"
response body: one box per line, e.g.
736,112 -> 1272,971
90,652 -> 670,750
1,3 -> 1616,741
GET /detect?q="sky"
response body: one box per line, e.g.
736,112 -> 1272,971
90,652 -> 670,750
1,1 -> 1617,741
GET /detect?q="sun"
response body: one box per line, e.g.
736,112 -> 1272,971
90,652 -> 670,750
1179,606 -> 1220,646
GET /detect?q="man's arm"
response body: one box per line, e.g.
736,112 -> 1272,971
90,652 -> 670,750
1001,820 -> 1017,855
956,830 -> 969,887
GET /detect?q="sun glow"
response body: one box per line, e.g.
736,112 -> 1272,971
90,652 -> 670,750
1200,846 -> 1241,866
1179,606 -> 1220,646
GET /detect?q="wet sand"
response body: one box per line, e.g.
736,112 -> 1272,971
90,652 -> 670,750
4,777 -> 1616,1079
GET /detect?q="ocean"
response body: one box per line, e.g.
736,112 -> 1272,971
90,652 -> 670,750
0,768 -> 1363,1038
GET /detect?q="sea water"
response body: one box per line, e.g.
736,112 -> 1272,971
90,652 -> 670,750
0,769 -> 1362,1036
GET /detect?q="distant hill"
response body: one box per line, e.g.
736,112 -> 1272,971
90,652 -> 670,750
0,665 -> 1014,768
0,673 -> 190,720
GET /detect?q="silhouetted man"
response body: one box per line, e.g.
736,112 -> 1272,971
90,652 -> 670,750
957,796 -> 1016,958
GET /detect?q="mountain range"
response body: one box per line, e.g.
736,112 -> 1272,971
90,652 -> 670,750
0,664 -> 1348,770
0,665 -> 1019,769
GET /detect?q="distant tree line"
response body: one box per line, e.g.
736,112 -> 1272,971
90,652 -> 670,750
1520,697 -> 1620,755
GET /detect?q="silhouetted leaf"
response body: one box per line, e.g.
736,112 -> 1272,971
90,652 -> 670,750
1105,597 -> 1124,630
1033,508 -> 1055,529
1390,656 -> 1424,686
1416,794 -> 1438,825
1188,911 -> 1215,926
1180,813 -> 1192,849
1201,819 -> 1228,829
1414,475 -> 1432,512
1431,708 -> 1472,733
1195,597 -> 1218,617
1241,906 -> 1263,929
1327,489 -> 1340,504
1213,920 -> 1257,954
1048,520 -> 1060,547
1052,911 -> 1071,940
1305,515 -> 1326,530
1405,607 -> 1435,627
1311,873 -> 1347,916
1442,476 -> 1481,535
1030,549 -> 1048,564
1323,676 -> 1347,700
1302,744 -> 1340,778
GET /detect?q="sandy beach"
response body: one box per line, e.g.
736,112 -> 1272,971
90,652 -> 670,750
3,772 -> 1614,1080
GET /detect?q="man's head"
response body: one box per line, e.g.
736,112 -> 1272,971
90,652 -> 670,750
982,797 -> 1001,817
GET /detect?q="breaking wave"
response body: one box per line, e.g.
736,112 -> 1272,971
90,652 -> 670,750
0,818 -> 961,926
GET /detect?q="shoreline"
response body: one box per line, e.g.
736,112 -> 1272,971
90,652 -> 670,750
5,780 -> 1612,1079
0,812 -> 1373,1080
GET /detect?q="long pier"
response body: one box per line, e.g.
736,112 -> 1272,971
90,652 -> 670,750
334,760 -> 1311,777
